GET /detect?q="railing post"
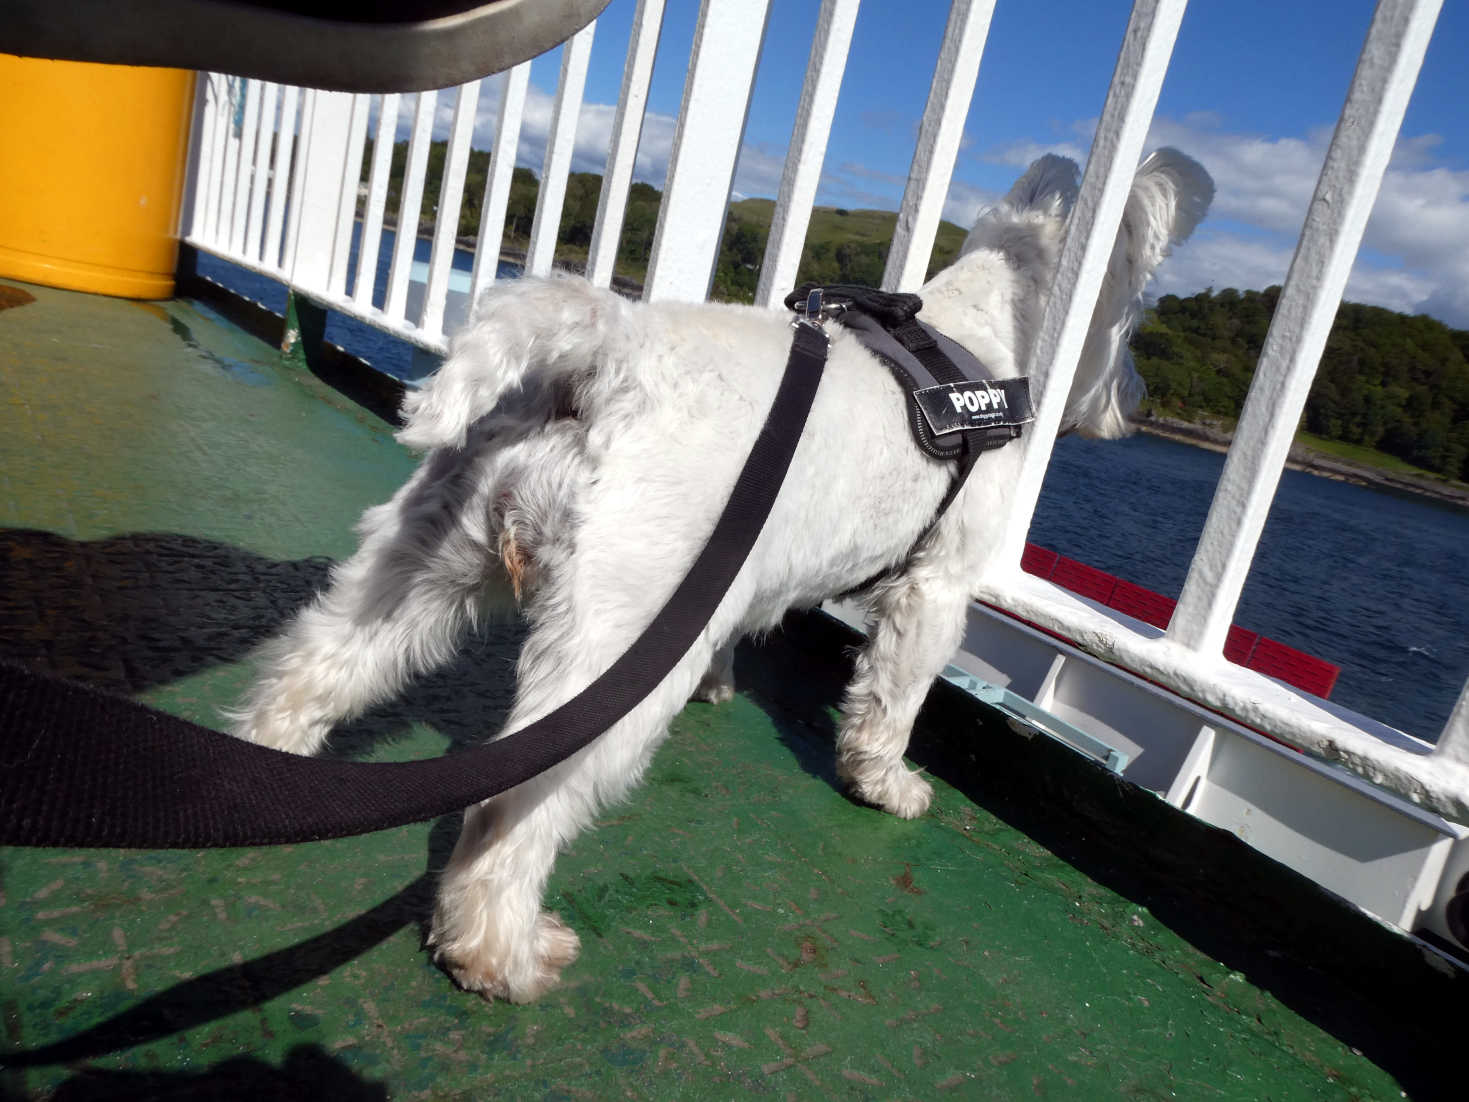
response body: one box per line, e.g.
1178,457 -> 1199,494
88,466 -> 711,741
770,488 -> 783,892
384,90 -> 438,322
754,0 -> 860,308
880,0 -> 994,294
526,23 -> 596,278
470,63 -> 531,301
285,90 -> 356,292
421,80 -> 483,335
228,80 -> 263,257
244,82 -> 279,265
586,0 -> 667,289
1166,0 -> 1444,657
263,85 -> 299,271
216,77 -> 243,245
1435,679 -> 1469,765
644,0 -> 772,303
993,0 -> 1190,569
327,94 -> 371,299
186,74 -> 221,244
354,93 -> 400,307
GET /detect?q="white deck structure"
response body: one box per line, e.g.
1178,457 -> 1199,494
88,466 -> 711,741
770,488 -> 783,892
182,0 -> 1469,961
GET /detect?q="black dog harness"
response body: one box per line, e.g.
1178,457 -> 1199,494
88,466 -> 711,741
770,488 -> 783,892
784,283 -> 1033,521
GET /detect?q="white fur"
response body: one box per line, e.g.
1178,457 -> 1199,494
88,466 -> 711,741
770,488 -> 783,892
231,150 -> 1212,1002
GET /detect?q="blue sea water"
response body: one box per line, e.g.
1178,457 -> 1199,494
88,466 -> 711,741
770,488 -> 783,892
192,239 -> 1469,744
1033,433 -> 1469,742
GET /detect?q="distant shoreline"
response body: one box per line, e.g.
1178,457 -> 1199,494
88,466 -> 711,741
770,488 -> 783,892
1134,414 -> 1469,511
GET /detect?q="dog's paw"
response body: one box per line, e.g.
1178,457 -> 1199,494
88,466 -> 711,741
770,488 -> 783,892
432,910 -> 582,1004
690,672 -> 736,705
839,759 -> 933,820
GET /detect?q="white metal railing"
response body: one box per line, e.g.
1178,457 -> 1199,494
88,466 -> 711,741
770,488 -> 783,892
181,0 -> 1467,838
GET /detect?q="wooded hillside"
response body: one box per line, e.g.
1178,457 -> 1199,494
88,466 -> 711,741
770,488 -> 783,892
1133,289 -> 1469,480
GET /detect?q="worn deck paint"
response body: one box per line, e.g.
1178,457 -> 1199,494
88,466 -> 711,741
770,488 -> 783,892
0,281 -> 1456,1099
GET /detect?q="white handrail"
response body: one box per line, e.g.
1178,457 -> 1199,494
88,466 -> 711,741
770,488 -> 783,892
244,82 -> 276,264
527,25 -> 596,278
644,0 -> 773,302
280,87 -> 314,284
384,90 -> 437,323
995,0 -> 1191,570
264,84 -> 299,271
327,94 -> 371,299
216,78 -> 242,246
228,80 -> 262,257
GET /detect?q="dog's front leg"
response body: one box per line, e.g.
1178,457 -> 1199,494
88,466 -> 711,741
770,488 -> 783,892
690,640 -> 736,704
836,567 -> 969,819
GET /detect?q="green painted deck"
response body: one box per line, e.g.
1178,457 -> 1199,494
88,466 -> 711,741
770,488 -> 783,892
0,280 -> 1460,1100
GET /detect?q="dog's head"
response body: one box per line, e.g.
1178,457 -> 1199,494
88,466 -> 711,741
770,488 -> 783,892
955,149 -> 1213,440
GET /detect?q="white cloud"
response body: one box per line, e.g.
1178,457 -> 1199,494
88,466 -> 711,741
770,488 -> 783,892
1150,116 -> 1469,326
1149,231 -> 1294,299
983,136 -> 1090,170
942,179 -> 999,229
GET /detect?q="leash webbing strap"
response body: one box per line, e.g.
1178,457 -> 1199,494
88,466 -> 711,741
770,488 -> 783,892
0,322 -> 830,850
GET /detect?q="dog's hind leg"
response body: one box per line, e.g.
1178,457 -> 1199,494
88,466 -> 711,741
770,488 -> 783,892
428,557 -> 720,1003
836,552 -> 971,819
230,448 -> 507,755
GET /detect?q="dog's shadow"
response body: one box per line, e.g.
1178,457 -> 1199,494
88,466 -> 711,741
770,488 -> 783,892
730,622 -> 851,794
0,526 -> 524,754
25,1043 -> 390,1101
0,527 -> 517,1065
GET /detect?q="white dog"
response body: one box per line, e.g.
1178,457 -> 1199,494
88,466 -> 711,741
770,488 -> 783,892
231,149 -> 1212,1002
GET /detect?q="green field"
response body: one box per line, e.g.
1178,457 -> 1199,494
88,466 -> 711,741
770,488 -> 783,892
1292,429 -> 1468,484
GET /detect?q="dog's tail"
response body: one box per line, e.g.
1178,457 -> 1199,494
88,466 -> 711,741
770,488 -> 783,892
1068,148 -> 1214,438
396,274 -> 642,451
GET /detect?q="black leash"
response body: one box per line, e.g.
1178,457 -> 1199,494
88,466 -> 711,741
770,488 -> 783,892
0,320 -> 831,850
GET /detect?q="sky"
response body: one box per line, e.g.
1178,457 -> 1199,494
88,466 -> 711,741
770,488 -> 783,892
407,0 -> 1469,328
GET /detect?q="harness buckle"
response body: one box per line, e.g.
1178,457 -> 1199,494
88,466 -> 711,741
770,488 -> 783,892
790,287 -> 844,340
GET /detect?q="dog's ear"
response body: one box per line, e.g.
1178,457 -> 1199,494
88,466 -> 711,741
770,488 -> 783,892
1066,148 -> 1214,439
961,154 -> 1080,257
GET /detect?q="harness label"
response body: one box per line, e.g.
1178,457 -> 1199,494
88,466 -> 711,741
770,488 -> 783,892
915,378 -> 1034,437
